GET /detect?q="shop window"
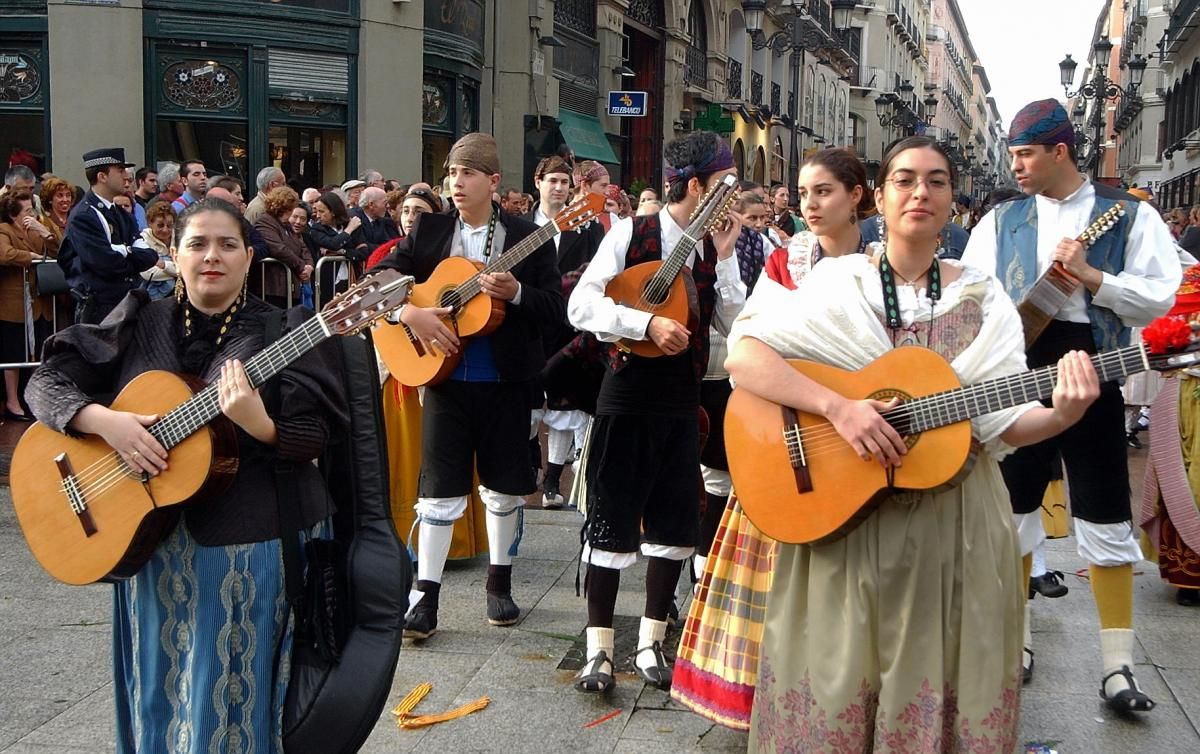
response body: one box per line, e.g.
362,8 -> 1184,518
0,48 -> 48,173
156,120 -> 248,183
162,60 -> 242,111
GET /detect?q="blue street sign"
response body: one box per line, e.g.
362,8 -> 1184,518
607,91 -> 648,117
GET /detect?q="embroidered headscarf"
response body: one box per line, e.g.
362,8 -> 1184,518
444,132 -> 500,174
1008,99 -> 1075,149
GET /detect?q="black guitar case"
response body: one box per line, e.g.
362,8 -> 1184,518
283,331 -> 411,753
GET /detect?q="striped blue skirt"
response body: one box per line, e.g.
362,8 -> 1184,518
112,521 -> 296,754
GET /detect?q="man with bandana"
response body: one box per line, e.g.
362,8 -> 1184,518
962,99 -> 1181,712
566,131 -> 746,694
374,133 -> 564,640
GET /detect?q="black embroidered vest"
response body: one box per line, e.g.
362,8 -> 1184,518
609,214 -> 719,381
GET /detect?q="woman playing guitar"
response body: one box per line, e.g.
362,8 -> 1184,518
724,136 -> 1099,751
26,198 -> 348,753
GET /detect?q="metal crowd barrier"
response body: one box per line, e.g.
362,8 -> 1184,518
0,262 -> 67,370
314,254 -> 352,310
255,257 -> 296,309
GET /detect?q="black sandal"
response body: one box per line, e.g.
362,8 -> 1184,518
574,650 -> 614,693
633,642 -> 672,690
1100,665 -> 1155,712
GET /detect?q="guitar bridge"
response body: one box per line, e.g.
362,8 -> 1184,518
55,452 -> 97,537
781,407 -> 814,493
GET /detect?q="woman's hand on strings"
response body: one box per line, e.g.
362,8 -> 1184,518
826,396 -> 907,468
218,359 -> 277,444
77,405 -> 168,476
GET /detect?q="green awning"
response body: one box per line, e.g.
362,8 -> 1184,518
558,111 -> 619,164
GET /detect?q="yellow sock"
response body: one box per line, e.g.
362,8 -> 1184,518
1089,563 -> 1133,629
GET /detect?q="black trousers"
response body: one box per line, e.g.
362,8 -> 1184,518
418,380 -> 536,498
999,321 -> 1130,524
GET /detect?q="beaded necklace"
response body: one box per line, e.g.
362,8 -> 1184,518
183,291 -> 244,349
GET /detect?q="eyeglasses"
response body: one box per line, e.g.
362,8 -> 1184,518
884,175 -> 952,194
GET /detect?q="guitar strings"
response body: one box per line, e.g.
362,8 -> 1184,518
63,317 -> 329,503
769,347 -> 1139,452
65,317 -> 321,488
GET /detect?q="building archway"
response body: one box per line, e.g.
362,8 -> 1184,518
734,138 -> 745,179
753,144 -> 766,185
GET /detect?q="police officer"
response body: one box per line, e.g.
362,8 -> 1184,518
59,148 -> 158,324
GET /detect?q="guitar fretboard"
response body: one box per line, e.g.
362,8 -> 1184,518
145,315 -> 331,449
451,220 -> 560,304
884,344 -> 1149,436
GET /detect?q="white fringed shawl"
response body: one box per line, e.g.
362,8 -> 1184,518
729,253 -> 1039,458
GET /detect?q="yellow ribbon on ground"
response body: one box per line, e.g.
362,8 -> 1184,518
391,682 -> 490,729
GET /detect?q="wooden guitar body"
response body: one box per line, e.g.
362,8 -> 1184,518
605,261 -> 697,358
10,370 -> 239,585
725,347 -> 974,544
372,256 -> 506,386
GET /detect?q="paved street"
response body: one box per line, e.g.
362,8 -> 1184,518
2,448 -> 1199,753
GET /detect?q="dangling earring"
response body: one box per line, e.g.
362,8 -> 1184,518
175,276 -> 185,304
241,274 -> 249,302
877,213 -> 887,245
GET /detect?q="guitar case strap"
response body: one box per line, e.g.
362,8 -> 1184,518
263,309 -> 307,609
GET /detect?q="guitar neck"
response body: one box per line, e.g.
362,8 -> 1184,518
650,220 -> 707,289
452,221 -> 559,303
147,315 -> 332,450
884,344 -> 1149,435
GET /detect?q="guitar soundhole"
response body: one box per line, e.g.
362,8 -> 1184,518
439,290 -> 462,310
639,279 -> 667,308
869,388 -> 920,450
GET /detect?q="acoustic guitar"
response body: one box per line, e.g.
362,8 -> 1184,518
725,327 -> 1200,545
372,194 -> 605,386
605,173 -> 739,357
10,270 -> 415,586
1016,202 -> 1125,347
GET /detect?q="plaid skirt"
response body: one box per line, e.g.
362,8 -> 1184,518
671,495 -> 777,730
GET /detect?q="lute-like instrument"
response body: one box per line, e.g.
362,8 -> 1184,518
372,193 -> 605,386
604,173 -> 739,357
1017,202 -> 1126,347
10,270 -> 415,585
725,319 -> 1200,545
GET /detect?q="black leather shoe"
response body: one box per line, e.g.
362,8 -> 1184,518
487,592 -> 520,626
4,408 -> 33,423
1127,432 -> 1142,449
404,604 -> 438,640
1022,647 -> 1034,685
1029,571 -> 1069,599
1178,588 -> 1200,606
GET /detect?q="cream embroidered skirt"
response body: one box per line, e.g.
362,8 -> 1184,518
749,458 -> 1024,753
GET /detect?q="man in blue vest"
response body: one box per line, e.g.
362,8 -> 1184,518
962,99 -> 1181,713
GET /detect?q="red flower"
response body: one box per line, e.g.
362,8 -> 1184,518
1142,316 -> 1193,354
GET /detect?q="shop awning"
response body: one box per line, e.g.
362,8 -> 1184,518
558,111 -> 619,164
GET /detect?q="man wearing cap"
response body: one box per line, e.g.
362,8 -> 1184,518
566,130 -> 745,694
373,133 -> 564,640
962,98 -> 1181,713
524,155 -> 605,508
58,148 -> 158,324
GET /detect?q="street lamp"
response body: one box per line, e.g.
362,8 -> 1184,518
742,0 -> 853,192
875,80 -> 923,133
1058,35 -> 1145,178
